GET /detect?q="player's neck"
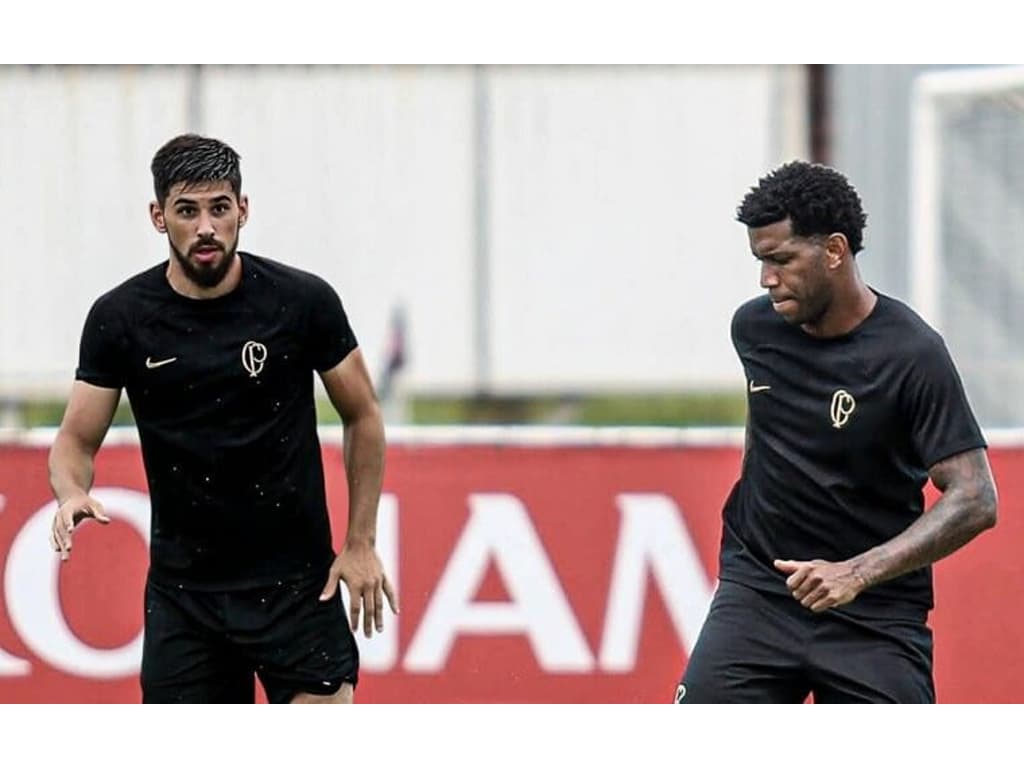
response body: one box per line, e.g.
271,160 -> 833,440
165,253 -> 243,300
801,279 -> 877,339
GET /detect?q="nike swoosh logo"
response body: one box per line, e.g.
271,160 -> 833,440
748,381 -> 771,393
145,356 -> 178,369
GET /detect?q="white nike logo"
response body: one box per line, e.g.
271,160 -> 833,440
748,381 -> 771,393
145,356 -> 178,369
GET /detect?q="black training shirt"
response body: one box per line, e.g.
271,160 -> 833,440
76,252 -> 357,589
719,292 -> 986,620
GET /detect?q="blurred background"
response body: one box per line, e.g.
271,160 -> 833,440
2,64 -> 1023,703
4,64 -> 1021,430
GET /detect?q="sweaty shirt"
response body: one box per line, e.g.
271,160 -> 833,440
720,291 -> 986,620
76,252 -> 357,590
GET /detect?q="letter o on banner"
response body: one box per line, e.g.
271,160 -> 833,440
4,488 -> 151,678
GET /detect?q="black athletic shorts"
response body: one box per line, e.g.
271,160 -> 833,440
676,579 -> 934,703
141,571 -> 360,703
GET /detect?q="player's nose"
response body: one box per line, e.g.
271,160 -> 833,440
196,210 -> 215,237
760,261 -> 779,288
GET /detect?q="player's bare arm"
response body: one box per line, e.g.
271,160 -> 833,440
850,447 -> 998,586
47,382 -> 121,560
317,348 -> 399,636
775,447 -> 998,612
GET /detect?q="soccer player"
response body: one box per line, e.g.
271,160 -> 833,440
48,134 -> 397,703
676,161 -> 998,703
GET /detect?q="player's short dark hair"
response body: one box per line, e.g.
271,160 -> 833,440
736,160 -> 868,254
151,134 -> 242,207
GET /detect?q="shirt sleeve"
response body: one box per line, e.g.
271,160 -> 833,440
731,304 -> 750,359
306,276 -> 359,372
75,295 -> 130,389
901,334 -> 987,469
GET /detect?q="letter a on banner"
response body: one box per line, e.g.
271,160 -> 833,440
404,493 -> 594,673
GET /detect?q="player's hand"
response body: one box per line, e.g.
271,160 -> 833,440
51,492 -> 111,562
773,558 -> 867,612
320,540 -> 399,638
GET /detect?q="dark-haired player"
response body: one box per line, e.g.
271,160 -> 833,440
676,160 -> 998,703
48,134 -> 397,703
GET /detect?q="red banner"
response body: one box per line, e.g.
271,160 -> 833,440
0,433 -> 1019,702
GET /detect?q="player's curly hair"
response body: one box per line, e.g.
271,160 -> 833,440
736,160 -> 868,254
151,134 -> 242,207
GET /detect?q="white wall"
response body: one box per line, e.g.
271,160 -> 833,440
199,66 -> 478,394
487,66 -> 793,391
0,66 -> 190,396
0,65 -> 805,399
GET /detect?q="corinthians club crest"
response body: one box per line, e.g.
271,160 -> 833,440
242,340 -> 268,378
830,389 -> 856,429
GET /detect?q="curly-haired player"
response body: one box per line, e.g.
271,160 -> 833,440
676,161 -> 998,703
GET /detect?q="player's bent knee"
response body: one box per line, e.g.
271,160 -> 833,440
290,682 -> 354,704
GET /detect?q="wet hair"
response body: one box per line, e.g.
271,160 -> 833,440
151,134 -> 242,207
736,160 -> 867,254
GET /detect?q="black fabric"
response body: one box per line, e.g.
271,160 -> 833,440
677,580 -> 934,704
141,571 -> 359,704
720,291 -> 986,620
76,252 -> 357,590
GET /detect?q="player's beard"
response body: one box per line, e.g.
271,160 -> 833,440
170,229 -> 239,288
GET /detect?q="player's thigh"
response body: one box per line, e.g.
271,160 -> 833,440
141,579 -> 254,704
678,580 -> 810,704
810,615 -> 934,704
236,574 -> 361,705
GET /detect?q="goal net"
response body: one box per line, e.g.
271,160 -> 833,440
910,66 -> 1024,428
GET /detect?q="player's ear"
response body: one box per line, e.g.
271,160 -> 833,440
150,201 -> 167,233
825,232 -> 848,270
238,194 -> 249,228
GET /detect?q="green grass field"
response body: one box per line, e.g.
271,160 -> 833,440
16,390 -> 747,429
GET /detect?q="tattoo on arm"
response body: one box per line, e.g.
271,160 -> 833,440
851,448 -> 997,589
